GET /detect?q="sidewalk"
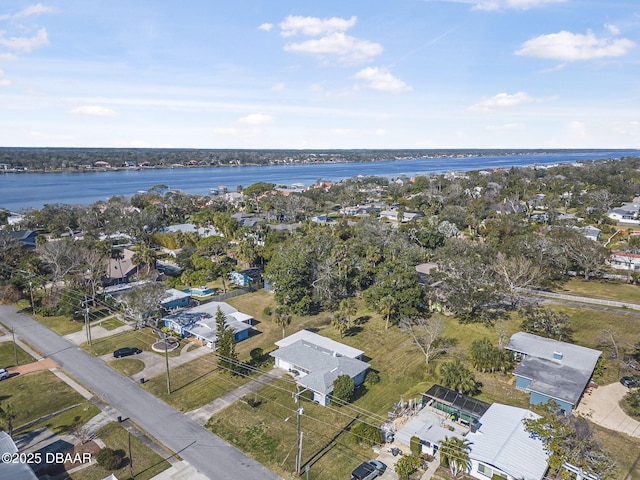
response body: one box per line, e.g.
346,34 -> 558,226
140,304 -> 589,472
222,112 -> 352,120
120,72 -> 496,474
64,322 -> 132,345
186,368 -> 284,425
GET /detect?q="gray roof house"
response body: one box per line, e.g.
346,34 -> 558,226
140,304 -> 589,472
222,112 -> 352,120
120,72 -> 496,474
505,332 -> 601,413
466,403 -> 549,480
271,330 -> 369,406
0,431 -> 37,480
163,302 -> 253,348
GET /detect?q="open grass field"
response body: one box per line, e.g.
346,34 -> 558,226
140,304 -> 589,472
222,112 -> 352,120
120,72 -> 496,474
142,352 -> 254,412
33,313 -> 86,335
98,316 -> 126,331
70,422 -> 171,480
1,370 -> 86,429
0,341 -> 35,367
17,401 -> 101,436
556,277 -> 640,304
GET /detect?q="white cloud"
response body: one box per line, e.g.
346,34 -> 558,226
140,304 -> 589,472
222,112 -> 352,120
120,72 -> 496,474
353,67 -> 411,94
69,105 -> 117,117
279,15 -> 357,37
0,70 -> 10,86
469,92 -> 538,111
271,82 -> 285,92
516,30 -> 635,61
15,4 -> 54,18
605,24 -> 620,35
237,113 -> 274,125
285,32 -> 383,64
258,23 -> 273,32
434,0 -> 566,10
0,53 -> 17,61
0,28 -> 49,53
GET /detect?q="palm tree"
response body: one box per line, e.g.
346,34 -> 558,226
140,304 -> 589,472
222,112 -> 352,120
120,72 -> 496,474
339,297 -> 357,328
378,295 -> 397,330
132,242 -> 156,276
274,305 -> 292,339
332,311 -> 348,338
439,359 -> 476,394
440,436 -> 470,478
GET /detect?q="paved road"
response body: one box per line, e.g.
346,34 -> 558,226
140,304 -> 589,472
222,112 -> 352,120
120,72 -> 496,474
0,305 -> 280,480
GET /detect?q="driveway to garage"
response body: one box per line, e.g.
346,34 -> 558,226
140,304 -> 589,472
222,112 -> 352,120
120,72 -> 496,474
576,382 -> 640,437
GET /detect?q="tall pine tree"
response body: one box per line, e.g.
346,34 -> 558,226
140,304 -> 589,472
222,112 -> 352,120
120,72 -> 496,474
215,307 -> 239,375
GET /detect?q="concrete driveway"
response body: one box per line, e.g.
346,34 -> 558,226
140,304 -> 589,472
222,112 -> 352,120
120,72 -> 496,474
576,382 -> 640,437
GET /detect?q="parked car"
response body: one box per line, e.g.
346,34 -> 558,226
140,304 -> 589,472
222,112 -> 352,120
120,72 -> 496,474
351,459 -> 386,480
620,376 -> 640,388
0,368 -> 9,380
113,347 -> 142,358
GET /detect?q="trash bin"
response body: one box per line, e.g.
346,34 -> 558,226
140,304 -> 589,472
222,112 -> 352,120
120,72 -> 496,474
117,416 -> 122,423
139,378 -> 145,384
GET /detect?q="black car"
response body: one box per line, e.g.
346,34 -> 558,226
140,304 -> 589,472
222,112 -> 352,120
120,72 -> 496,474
620,376 -> 640,388
113,347 -> 142,358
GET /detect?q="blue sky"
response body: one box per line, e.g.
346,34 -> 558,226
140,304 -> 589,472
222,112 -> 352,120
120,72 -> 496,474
1,0 -> 639,149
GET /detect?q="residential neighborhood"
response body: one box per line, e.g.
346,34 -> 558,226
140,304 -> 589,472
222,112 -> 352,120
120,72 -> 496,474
1,155 -> 640,480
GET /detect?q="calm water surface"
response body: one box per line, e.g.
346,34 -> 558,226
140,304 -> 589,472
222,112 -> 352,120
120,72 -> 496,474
1,150 -> 637,211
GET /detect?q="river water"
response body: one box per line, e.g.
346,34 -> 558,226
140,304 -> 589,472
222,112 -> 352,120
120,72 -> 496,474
1,150 -> 638,211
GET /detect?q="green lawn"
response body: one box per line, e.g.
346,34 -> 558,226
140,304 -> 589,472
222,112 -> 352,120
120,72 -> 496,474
98,317 -> 126,331
0,341 -> 35,367
70,422 -> 171,480
0,370 -> 86,429
555,277 -> 640,304
142,353 -> 254,412
16,402 -> 100,436
109,358 -> 145,377
82,328 -> 184,358
33,313 -> 86,335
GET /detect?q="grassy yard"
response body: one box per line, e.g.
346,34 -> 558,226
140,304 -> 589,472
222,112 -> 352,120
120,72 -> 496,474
82,327 -> 185,358
207,378 -> 374,480
0,370 -> 86,429
592,424 -> 640,480
555,277 -> 640,304
70,422 -> 171,480
98,317 -> 126,331
33,313 -> 86,335
0,341 -> 35,367
109,358 -> 145,377
16,401 -> 100,436
141,352 -> 254,412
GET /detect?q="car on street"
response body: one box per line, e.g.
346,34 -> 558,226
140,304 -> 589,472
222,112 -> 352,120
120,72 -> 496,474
113,347 -> 142,358
620,376 -> 640,388
351,459 -> 387,480
0,368 -> 9,380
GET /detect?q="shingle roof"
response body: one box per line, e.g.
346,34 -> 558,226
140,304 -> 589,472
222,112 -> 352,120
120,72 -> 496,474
467,404 -> 549,480
271,339 -> 369,395
275,330 -> 363,359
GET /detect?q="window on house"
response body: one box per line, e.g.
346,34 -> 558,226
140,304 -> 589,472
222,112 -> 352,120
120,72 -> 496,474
477,464 -> 493,477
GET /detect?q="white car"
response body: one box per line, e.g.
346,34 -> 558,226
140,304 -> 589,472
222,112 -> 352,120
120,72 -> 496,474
0,368 -> 9,380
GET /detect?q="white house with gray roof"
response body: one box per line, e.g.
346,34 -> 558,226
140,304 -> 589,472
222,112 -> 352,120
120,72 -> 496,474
270,330 -> 369,406
467,403 -> 549,480
506,332 -> 601,413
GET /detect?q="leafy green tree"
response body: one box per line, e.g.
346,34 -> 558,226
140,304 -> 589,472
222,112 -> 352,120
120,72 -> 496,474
351,422 -> 383,446
132,242 -> 156,276
519,306 -> 572,341
439,436 -> 470,478
524,401 -> 617,479
364,259 -> 424,320
439,360 -> 476,394
332,374 -> 355,403
215,307 -> 239,375
0,403 -> 16,438
379,295 -> 398,331
394,455 -> 422,480
339,297 -> 357,328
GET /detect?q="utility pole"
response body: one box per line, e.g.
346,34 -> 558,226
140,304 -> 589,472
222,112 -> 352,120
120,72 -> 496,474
292,387 -> 306,474
164,334 -> 171,395
12,327 -> 18,366
84,307 -> 92,345
28,281 -> 34,314
128,430 -> 134,479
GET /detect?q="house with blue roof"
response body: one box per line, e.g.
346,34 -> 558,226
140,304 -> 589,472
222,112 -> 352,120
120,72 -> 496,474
506,332 -> 601,413
270,330 -> 369,406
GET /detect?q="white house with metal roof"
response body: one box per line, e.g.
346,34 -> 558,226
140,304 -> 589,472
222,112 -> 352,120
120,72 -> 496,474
270,330 -> 369,406
163,301 -> 253,348
505,332 -> 601,413
466,403 -> 549,480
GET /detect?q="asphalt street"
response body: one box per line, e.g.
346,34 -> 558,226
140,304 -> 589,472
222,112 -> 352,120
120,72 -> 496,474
0,305 -> 280,480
